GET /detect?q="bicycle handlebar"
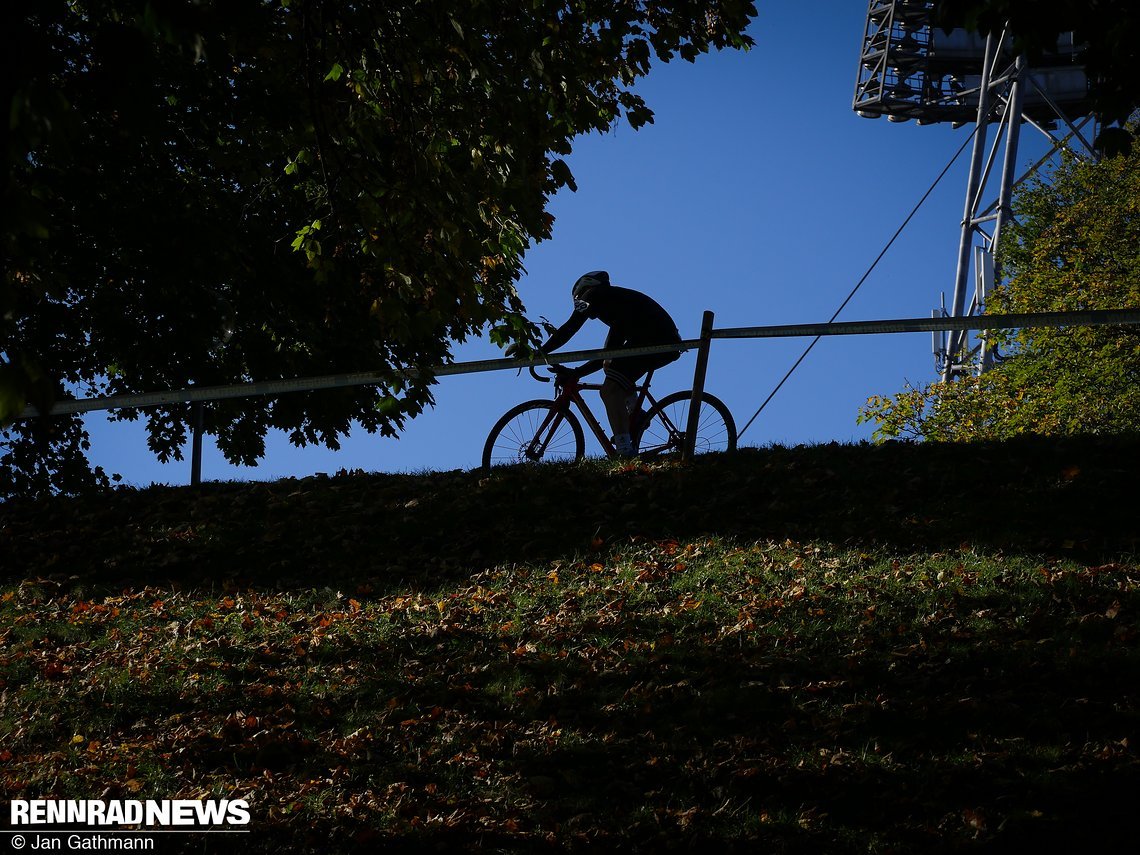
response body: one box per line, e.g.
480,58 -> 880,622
530,365 -> 583,388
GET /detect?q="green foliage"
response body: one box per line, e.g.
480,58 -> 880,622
2,0 -> 756,495
860,139 -> 1140,442
0,416 -> 113,499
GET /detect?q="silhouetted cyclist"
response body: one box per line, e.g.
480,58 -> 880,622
539,271 -> 682,457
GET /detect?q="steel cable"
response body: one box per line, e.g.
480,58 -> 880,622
736,126 -> 980,440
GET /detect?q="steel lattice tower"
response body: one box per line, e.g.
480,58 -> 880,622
853,0 -> 1097,379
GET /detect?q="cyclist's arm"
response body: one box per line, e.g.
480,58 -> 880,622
568,326 -> 622,378
570,359 -> 605,378
539,311 -> 586,354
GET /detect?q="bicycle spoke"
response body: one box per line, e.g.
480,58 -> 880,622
485,402 -> 583,468
638,392 -> 735,458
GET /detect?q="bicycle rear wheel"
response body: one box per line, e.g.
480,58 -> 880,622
482,400 -> 585,473
637,391 -> 736,458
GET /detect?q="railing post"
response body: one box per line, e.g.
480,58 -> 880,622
684,310 -> 715,462
190,402 -> 204,487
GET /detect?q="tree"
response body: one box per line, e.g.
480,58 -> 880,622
859,137 -> 1140,442
1,0 -> 756,496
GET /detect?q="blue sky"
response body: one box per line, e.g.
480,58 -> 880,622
83,3 -> 1061,487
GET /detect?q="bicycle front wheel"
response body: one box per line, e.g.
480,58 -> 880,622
482,400 -> 585,473
637,391 -> 737,458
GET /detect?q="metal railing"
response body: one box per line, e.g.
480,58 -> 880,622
14,307 -> 1140,482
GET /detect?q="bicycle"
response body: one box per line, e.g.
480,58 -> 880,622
482,365 -> 736,472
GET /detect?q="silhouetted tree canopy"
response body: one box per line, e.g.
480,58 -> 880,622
2,0 -> 755,496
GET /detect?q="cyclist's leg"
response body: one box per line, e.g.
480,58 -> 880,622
612,351 -> 681,432
607,351 -> 678,394
604,353 -> 672,452
600,362 -> 635,451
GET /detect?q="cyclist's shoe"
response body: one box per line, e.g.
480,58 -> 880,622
613,434 -> 635,458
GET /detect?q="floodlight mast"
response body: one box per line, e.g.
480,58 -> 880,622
853,0 -> 1096,381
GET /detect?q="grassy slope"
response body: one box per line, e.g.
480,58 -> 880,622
1,436 -> 1138,852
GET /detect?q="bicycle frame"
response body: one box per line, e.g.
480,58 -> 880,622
525,370 -> 685,460
487,364 -> 735,472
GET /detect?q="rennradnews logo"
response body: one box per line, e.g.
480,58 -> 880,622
10,799 -> 250,828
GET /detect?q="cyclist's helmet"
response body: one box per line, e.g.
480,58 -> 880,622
572,270 -> 610,300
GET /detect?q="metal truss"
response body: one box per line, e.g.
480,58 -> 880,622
853,1 -> 1097,380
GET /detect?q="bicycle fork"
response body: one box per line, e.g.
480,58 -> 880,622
525,407 -> 569,461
